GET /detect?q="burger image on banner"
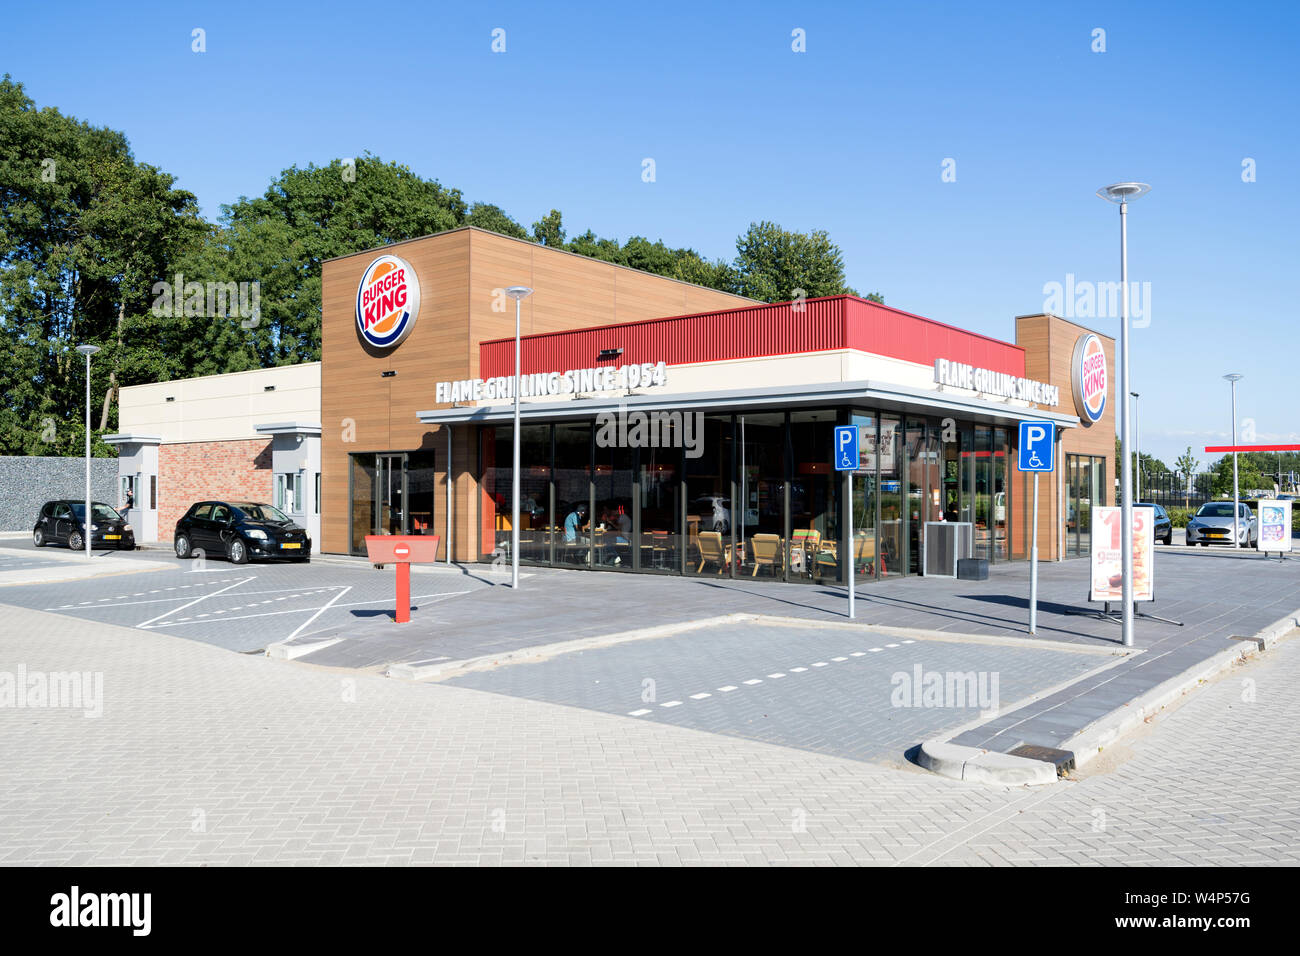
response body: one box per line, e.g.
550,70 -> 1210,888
356,254 -> 421,350
1071,333 -> 1108,426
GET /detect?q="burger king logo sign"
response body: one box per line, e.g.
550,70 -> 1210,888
1071,333 -> 1108,425
356,254 -> 420,350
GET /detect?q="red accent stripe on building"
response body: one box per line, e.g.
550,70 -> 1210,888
479,295 -> 1025,380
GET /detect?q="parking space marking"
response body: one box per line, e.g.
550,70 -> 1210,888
625,640 -> 914,719
137,577 -> 257,628
285,586 -> 352,641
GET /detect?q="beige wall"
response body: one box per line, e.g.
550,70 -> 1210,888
119,363 -> 320,444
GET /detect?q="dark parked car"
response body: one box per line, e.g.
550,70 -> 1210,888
1137,503 -> 1173,546
33,500 -> 135,551
174,500 -> 311,564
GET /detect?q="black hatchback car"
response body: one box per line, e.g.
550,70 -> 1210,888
1137,503 -> 1173,546
173,500 -> 311,564
33,500 -> 135,551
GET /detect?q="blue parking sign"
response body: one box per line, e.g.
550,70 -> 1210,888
833,425 -> 859,471
1018,420 -> 1055,472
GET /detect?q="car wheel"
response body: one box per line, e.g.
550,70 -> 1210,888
174,534 -> 193,559
1201,543 -> 1209,547
228,538 -> 249,565
1163,533 -> 1172,546
68,531 -> 84,552
33,527 -> 45,547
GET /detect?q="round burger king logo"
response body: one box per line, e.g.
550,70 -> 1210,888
1071,333 -> 1108,425
356,254 -> 420,349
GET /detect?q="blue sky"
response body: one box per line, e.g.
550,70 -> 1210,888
3,0 -> 1296,467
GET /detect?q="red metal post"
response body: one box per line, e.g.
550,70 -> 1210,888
396,561 -> 411,624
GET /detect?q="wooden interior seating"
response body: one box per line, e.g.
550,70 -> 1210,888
650,530 -> 671,569
696,531 -> 729,574
749,534 -> 782,576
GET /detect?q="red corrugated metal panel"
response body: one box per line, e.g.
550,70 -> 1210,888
480,294 -> 1024,378
843,298 -> 1024,376
481,297 -> 849,377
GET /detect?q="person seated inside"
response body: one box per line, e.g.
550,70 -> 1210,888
563,503 -> 589,551
604,505 -> 632,566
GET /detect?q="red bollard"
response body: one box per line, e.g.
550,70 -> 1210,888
364,535 -> 441,624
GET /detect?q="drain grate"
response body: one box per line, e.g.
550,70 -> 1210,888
1009,745 -> 1076,775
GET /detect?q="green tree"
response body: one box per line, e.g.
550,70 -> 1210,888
733,220 -> 880,303
0,74 -> 206,456
216,154 -> 466,366
1175,446 -> 1200,508
531,208 -> 566,248
1210,455 -> 1266,497
464,202 -> 529,239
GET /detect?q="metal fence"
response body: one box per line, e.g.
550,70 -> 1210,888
1125,471 -> 1215,511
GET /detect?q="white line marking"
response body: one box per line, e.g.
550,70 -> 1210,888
717,685 -> 738,692
790,667 -> 808,672
812,662 -> 828,667
660,700 -> 682,708
885,643 -> 899,648
284,586 -> 352,642
138,577 -> 254,628
767,673 -> 786,679
869,648 -> 883,652
743,678 -> 763,685
628,709 -> 651,717
902,639 -> 916,644
689,693 -> 711,700
832,656 -> 847,662
850,652 -> 866,657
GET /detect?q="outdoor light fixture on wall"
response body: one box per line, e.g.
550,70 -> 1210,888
598,347 -> 624,360
381,370 -> 397,378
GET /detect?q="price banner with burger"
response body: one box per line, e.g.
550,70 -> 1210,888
1089,506 -> 1155,602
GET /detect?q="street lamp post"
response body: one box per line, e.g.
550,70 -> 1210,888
1130,391 -> 1141,502
1097,182 -> 1150,649
75,344 -> 101,561
1224,373 -> 1243,548
504,286 -> 534,589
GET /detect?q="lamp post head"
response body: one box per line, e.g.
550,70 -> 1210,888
1223,372 -> 1243,383
75,344 -> 101,357
1097,182 -> 1151,204
504,286 -> 533,301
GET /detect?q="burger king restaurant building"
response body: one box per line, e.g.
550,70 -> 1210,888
108,227 -> 1116,585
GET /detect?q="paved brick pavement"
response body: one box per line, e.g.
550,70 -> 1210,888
444,619 -> 1119,764
1,602 -> 1295,865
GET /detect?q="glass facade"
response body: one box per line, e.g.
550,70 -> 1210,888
472,406 -> 1035,581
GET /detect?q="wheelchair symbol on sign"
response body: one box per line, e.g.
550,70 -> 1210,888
840,452 -> 854,469
1028,451 -> 1045,469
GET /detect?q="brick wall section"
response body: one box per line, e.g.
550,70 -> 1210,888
158,439 -> 273,538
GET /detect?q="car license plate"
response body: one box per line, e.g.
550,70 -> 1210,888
104,534 -> 121,540
281,542 -> 300,549
1206,530 -> 1225,537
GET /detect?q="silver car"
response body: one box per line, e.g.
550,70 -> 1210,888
1185,501 -> 1257,547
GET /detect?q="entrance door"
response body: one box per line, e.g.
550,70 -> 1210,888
377,454 -> 405,536
350,452 -> 438,554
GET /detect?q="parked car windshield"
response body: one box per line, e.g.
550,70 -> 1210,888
235,503 -> 290,523
70,503 -> 122,522
1196,503 -> 1237,518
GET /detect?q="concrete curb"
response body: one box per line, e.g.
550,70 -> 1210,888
916,740 -> 1058,787
386,613 -> 751,681
266,637 -> 345,661
1062,608 -> 1300,769
917,607 -> 1300,785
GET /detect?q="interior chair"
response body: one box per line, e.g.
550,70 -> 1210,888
749,533 -> 782,577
